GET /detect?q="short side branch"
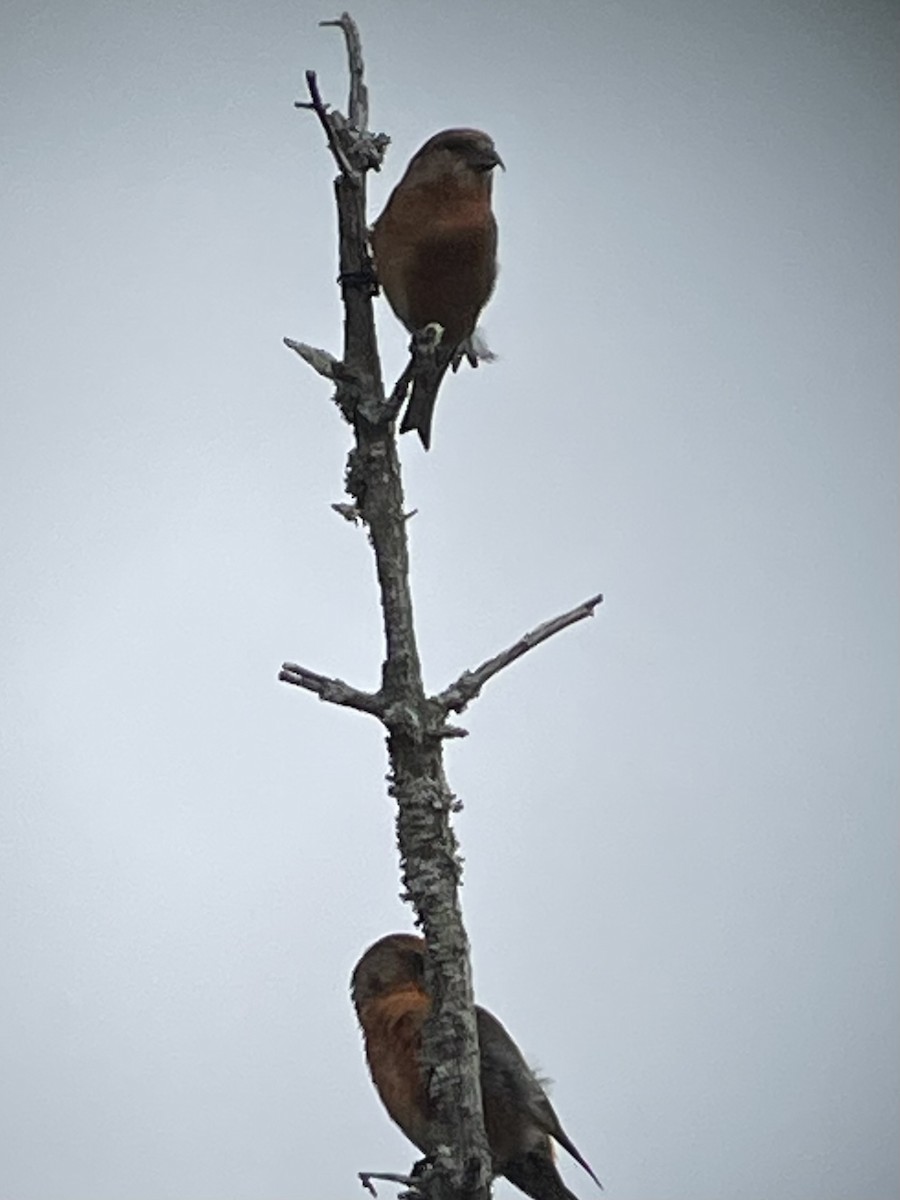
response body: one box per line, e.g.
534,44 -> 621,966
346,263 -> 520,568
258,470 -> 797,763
436,592 -> 604,715
279,661 -> 383,715
297,69 -> 358,181
283,337 -> 340,379
359,1171 -> 421,1198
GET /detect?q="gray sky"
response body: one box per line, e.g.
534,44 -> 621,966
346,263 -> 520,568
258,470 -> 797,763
1,1 -> 897,1198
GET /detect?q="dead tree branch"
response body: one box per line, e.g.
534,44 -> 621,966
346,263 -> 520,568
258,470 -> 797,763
282,337 -> 340,380
277,662 -> 383,715
359,1170 -> 420,1195
436,592 -> 604,715
284,17 -> 490,1200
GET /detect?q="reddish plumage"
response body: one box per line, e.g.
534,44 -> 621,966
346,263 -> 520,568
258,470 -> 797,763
371,129 -> 502,449
351,934 -> 602,1200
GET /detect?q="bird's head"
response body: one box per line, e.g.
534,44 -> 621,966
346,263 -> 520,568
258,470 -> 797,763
406,128 -> 504,183
351,933 -> 427,1009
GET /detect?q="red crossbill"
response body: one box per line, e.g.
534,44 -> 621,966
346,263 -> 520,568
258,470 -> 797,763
370,128 -> 502,450
351,933 -> 602,1200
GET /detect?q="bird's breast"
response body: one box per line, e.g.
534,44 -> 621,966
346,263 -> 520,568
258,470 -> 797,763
372,179 -> 498,343
357,985 -> 433,1153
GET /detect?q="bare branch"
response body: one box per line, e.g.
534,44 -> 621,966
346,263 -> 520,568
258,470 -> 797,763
320,13 -> 369,129
332,501 -> 362,524
359,1171 -> 421,1197
436,592 -> 604,714
384,359 -> 415,421
438,724 -> 469,740
278,661 -> 383,716
299,69 -> 358,181
283,337 -> 339,379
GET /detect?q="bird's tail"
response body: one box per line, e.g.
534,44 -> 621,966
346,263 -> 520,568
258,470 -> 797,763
399,359 -> 452,451
551,1129 -> 603,1191
503,1150 -> 585,1200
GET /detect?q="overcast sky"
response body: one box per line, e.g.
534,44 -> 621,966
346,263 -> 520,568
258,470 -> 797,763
1,2 -> 897,1199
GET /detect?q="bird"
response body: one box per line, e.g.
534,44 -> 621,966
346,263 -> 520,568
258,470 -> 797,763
351,933 -> 602,1200
370,128 -> 502,450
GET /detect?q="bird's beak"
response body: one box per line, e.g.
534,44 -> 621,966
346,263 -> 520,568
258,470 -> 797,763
477,146 -> 505,172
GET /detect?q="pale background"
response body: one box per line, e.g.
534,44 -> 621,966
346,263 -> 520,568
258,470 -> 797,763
1,2 -> 897,1198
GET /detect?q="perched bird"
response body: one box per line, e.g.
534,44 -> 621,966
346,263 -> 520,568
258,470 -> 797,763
371,129 -> 502,450
351,933 -> 602,1200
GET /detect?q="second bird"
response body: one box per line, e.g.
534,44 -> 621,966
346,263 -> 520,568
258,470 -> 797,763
371,128 -> 503,450
351,933 -> 602,1200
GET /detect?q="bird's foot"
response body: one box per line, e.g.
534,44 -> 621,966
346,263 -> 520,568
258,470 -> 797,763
451,329 -> 497,373
412,323 -> 445,355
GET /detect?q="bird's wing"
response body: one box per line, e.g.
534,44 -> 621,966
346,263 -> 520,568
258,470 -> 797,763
476,1006 -> 602,1189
